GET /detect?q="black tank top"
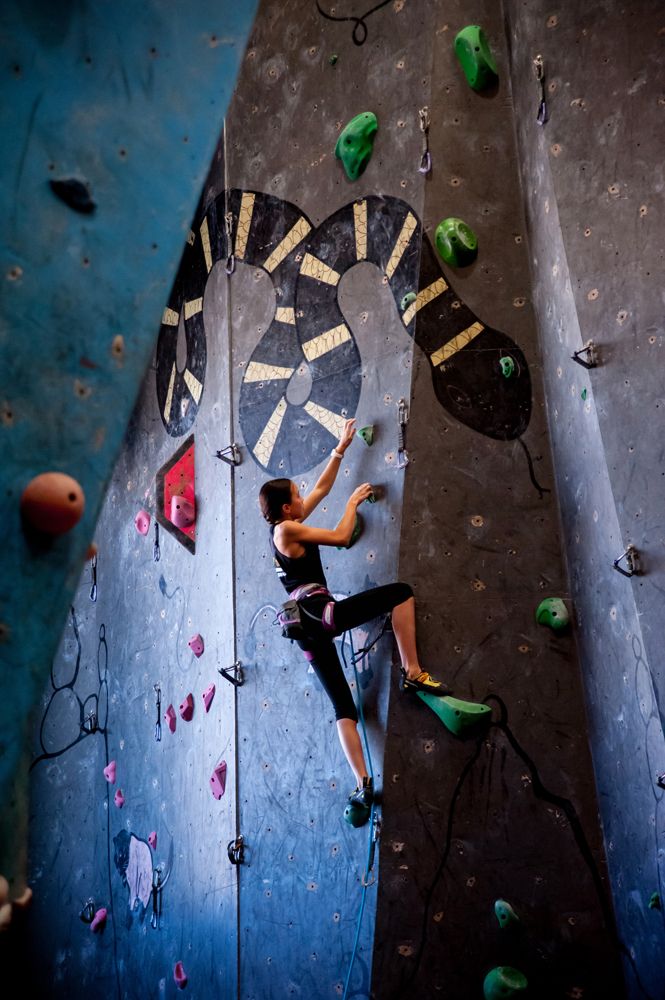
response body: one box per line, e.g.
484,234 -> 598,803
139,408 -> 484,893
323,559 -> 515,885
270,525 -> 328,594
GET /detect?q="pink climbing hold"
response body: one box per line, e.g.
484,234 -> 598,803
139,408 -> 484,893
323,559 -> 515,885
179,694 -> 194,722
103,760 -> 116,784
188,633 -> 204,657
91,907 -> 107,933
202,684 -> 215,713
165,704 -> 176,735
174,961 -> 187,989
170,494 -> 195,529
209,761 -> 227,800
114,789 -> 125,809
134,509 -> 150,536
148,831 -> 157,851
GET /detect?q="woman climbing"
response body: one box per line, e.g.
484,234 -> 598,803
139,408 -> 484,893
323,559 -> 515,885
259,418 -> 448,825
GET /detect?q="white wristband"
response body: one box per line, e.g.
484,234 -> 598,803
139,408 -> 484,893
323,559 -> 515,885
331,449 -> 344,460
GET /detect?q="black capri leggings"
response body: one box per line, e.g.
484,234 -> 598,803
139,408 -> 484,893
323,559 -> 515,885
296,582 -> 413,722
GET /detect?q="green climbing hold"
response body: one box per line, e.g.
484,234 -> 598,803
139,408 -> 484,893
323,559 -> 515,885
435,218 -> 478,268
335,514 -> 361,550
650,891 -> 661,910
581,388 -> 587,400
494,899 -> 520,930
329,54 -> 338,66
454,26 -> 499,92
366,491 -> 377,504
335,112 -> 377,180
357,426 -> 374,446
418,693 -> 491,737
536,597 -> 570,631
500,357 -> 515,379
401,292 -> 416,311
344,801 -> 371,827
483,967 -> 528,1000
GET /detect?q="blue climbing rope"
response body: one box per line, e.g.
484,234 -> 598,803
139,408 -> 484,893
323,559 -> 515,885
341,630 -> 377,1000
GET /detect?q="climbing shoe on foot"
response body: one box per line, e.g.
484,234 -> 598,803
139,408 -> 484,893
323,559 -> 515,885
399,669 -> 451,696
344,777 -> 373,827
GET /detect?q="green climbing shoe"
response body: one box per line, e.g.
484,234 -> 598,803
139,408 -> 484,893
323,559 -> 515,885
536,597 -> 570,631
454,26 -> 498,92
494,899 -> 520,930
335,112 -> 377,180
418,693 -> 491,736
483,967 -> 527,1000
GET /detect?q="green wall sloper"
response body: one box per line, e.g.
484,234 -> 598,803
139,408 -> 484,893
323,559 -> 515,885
0,0 -> 258,824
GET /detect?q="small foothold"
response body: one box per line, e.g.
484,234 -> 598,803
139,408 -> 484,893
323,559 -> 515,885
495,899 -> 520,929
335,112 -> 377,180
49,177 -> 96,214
165,704 -> 176,735
103,761 -> 116,784
148,831 -> 157,851
329,54 -> 338,65
401,292 -> 417,311
91,907 -> 107,933
179,694 -> 194,722
170,494 -> 195,529
536,597 -> 570,631
344,801 -> 371,827
357,426 -> 374,446
435,218 -> 478,268
188,634 -> 204,657
174,961 -> 188,989
114,789 -> 125,809
483,967 -> 528,1000
500,357 -> 515,378
454,26 -> 498,92
335,513 -> 361,549
650,892 -> 661,910
202,684 -> 215,713
418,693 -> 492,736
135,510 -> 150,536
21,472 -> 85,535
581,388 -> 587,400
210,761 -> 227,800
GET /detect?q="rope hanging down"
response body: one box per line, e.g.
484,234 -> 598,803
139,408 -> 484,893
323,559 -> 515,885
315,0 -> 393,46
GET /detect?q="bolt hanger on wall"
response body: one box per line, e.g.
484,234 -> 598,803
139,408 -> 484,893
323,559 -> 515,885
614,543 -> 638,578
419,107 -> 431,174
81,711 -> 98,735
89,554 -> 97,602
227,835 -> 245,865
218,660 -> 244,687
362,813 -> 381,886
216,443 -> 242,466
397,398 -> 409,469
533,55 -> 548,125
154,684 -> 162,742
571,340 -> 598,369
153,521 -> 160,562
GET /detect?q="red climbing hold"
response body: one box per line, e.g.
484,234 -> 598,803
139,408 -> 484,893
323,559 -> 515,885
91,907 -> 107,933
103,760 -> 116,784
134,509 -> 150,535
165,704 -> 176,734
174,961 -> 187,989
209,761 -> 227,800
179,694 -> 194,722
114,789 -> 125,808
188,633 -> 204,657
148,831 -> 157,850
202,684 -> 215,712
21,472 -> 85,535
171,494 -> 195,529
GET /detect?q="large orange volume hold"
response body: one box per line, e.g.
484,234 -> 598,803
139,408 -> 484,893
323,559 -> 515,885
21,473 -> 85,535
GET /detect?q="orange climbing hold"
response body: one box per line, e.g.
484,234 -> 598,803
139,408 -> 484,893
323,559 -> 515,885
21,472 -> 85,534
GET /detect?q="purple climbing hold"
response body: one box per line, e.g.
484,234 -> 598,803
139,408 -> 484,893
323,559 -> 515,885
210,761 -> 227,800
148,831 -> 157,851
114,789 -> 125,809
134,509 -> 150,536
188,633 -> 204,657
103,760 -> 116,784
202,683 -> 215,713
165,704 -> 176,734
179,694 -> 194,722
174,961 -> 188,989
171,494 -> 195,529
91,907 -> 107,933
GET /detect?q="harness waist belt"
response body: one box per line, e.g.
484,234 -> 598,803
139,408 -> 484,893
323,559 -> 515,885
290,583 -> 332,602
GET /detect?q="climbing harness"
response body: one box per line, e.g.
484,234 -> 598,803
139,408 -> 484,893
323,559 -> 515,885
89,554 -> 97,602
419,107 -> 431,174
275,583 -> 335,640
533,55 -> 548,125
397,397 -> 410,469
154,684 -> 161,742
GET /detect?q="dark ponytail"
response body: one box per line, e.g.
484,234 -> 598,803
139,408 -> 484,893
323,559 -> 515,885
259,479 -> 293,525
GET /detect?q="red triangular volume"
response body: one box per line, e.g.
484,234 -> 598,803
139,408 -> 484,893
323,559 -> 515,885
155,434 -> 196,555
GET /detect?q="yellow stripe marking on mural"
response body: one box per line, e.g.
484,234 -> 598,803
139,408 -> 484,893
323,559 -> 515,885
244,361 -> 294,383
163,363 -> 176,421
184,298 -> 203,320
354,200 -> 367,261
235,192 -> 256,260
301,324 -> 351,362
253,397 -> 288,467
385,212 -> 417,279
264,217 -> 312,273
200,217 -> 212,273
275,307 -> 295,325
300,253 -> 340,286
162,307 -> 179,326
303,401 -> 347,439
183,369 -> 203,404
430,322 -> 484,367
402,277 -> 449,326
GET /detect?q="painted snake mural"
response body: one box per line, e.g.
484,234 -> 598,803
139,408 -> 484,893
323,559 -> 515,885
156,190 -> 533,480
